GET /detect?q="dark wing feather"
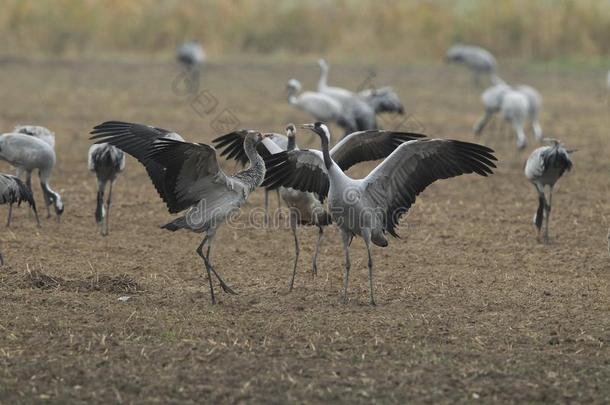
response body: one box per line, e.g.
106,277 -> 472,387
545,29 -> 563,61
0,174 -> 36,210
145,138 -> 231,213
212,131 -> 286,166
363,139 -> 497,237
90,121 -> 180,211
262,149 -> 329,200
330,130 -> 427,171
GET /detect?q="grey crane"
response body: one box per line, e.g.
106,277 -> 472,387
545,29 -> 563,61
263,122 -> 497,305
499,89 -> 530,150
286,79 -> 349,133
213,129 -> 287,226
90,121 -> 268,304
176,41 -> 206,95
214,124 -> 335,289
524,140 -> 574,244
0,173 -> 37,265
177,41 -> 206,70
474,82 -> 543,147
88,143 -> 125,236
358,86 -> 405,115
317,59 -> 377,134
13,125 -> 55,149
0,133 -> 63,224
446,44 -> 498,85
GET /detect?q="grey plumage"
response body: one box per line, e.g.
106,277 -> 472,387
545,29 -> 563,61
90,121 -> 267,304
13,125 -> 55,148
474,81 -> 543,150
213,129 -> 288,225
358,86 -> 405,115
0,133 -> 63,224
317,59 -> 378,135
88,143 -> 125,236
215,124 -> 332,290
264,122 -> 496,305
0,173 -> 37,265
286,79 -> 348,133
446,44 -> 497,85
524,140 -> 573,243
176,41 -> 206,69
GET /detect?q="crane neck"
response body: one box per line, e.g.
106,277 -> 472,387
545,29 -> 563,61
319,134 -> 333,170
286,136 -> 296,151
241,138 -> 266,190
318,64 -> 329,91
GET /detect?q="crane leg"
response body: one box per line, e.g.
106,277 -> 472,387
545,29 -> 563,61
543,187 -> 553,244
473,110 -> 492,136
104,180 -> 114,236
203,232 -> 237,295
288,211 -> 299,292
0,250 -> 3,266
196,236 -> 216,304
96,179 -> 105,234
312,226 -> 324,277
363,231 -> 376,306
341,230 -> 351,304
264,189 -> 269,227
6,203 -> 13,228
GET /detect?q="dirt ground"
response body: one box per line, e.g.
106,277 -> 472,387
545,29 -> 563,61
0,57 -> 608,404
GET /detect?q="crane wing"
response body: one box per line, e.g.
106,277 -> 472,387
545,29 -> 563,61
330,130 -> 426,171
145,138 -> 234,213
363,139 -> 497,237
90,121 -> 188,213
262,149 -> 329,200
212,131 -> 286,166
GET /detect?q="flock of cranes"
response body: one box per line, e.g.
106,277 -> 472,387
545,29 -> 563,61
0,41 -> 601,305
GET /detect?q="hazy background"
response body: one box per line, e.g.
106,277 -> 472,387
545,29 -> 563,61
1,0 -> 609,65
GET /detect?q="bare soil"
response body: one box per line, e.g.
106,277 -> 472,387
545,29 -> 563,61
0,58 -> 609,404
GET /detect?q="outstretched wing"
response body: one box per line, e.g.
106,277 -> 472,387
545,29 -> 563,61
330,130 -> 426,171
363,139 -> 497,237
90,121 -> 185,212
212,131 -> 287,166
145,138 -> 233,213
262,149 -> 329,200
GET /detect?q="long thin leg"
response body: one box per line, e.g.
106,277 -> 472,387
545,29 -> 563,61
6,203 -> 13,227
544,187 -> 553,244
363,232 -> 376,306
276,189 -> 282,211
341,230 -> 351,304
104,181 -> 114,236
288,211 -> 299,292
0,247 -> 3,266
312,226 -> 324,276
203,232 -> 236,295
534,187 -> 545,240
40,180 -> 51,219
264,189 -> 270,227
473,110 -> 492,136
96,179 -> 105,234
195,236 -> 215,304
24,172 -> 41,226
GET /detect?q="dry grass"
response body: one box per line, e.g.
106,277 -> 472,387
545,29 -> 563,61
0,57 -> 608,403
1,0 -> 610,63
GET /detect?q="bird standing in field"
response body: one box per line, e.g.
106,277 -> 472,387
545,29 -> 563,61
176,41 -> 206,95
446,44 -> 498,85
90,121 -> 268,304
0,173 -> 37,264
317,59 -> 377,135
264,122 -> 496,305
524,140 -> 574,244
88,143 -> 125,236
286,79 -> 349,134
13,125 -> 55,149
0,133 -> 63,224
499,89 -> 530,150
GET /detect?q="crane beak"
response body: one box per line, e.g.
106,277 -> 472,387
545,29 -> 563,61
298,124 -> 315,131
